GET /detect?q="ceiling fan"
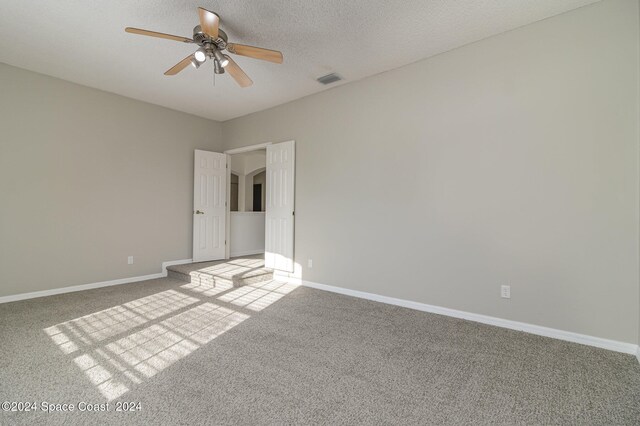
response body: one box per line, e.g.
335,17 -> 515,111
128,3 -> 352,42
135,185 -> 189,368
125,7 -> 283,88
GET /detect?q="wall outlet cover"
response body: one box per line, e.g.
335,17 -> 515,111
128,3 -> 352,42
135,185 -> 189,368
501,285 -> 511,299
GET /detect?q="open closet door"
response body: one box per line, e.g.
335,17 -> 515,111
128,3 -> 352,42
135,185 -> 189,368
265,141 -> 295,272
193,150 -> 227,262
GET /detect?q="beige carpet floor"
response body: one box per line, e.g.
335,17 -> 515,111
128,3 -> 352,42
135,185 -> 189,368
1,269 -> 639,425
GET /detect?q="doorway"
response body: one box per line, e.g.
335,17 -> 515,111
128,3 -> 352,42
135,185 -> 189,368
193,141 -> 295,271
227,149 -> 267,258
225,141 -> 295,272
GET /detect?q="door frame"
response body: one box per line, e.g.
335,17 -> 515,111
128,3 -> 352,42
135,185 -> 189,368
223,142 -> 273,259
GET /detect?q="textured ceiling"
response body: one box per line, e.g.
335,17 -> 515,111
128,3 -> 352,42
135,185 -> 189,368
0,0 -> 599,121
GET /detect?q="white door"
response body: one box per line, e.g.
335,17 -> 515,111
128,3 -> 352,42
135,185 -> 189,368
265,141 -> 295,272
193,150 -> 227,262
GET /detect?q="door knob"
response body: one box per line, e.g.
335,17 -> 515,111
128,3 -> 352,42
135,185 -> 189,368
195,210 -> 204,214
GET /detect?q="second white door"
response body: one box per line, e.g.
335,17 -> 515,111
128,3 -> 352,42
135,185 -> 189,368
265,141 -> 295,272
193,150 -> 227,262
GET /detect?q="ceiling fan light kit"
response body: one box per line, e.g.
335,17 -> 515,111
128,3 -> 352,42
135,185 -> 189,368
213,59 -> 225,74
213,49 -> 229,67
194,48 -> 207,63
125,7 -> 283,88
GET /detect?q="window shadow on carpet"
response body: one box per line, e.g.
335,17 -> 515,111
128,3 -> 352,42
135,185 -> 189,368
43,265 -> 298,401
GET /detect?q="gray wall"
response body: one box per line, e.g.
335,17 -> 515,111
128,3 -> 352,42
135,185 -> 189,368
0,63 -> 222,297
222,0 -> 640,344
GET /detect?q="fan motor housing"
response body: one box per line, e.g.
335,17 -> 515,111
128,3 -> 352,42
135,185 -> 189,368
193,25 -> 228,49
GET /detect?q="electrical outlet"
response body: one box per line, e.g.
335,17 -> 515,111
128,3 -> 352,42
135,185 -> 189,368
308,259 -> 313,268
501,285 -> 511,299
128,256 -> 134,265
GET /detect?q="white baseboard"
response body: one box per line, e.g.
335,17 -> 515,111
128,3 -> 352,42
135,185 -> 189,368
298,279 -> 639,356
162,258 -> 193,275
230,249 -> 265,258
0,258 -> 192,305
0,273 -> 164,304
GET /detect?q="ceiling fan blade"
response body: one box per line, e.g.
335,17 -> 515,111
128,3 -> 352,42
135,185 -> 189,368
198,7 -> 219,39
226,57 -> 253,88
164,54 -> 196,76
125,27 -> 193,43
226,43 -> 283,64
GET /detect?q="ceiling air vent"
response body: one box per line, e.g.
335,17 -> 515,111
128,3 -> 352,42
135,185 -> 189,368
316,73 -> 342,85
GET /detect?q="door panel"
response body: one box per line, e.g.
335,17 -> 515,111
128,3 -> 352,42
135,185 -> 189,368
265,141 -> 295,272
193,150 -> 226,262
